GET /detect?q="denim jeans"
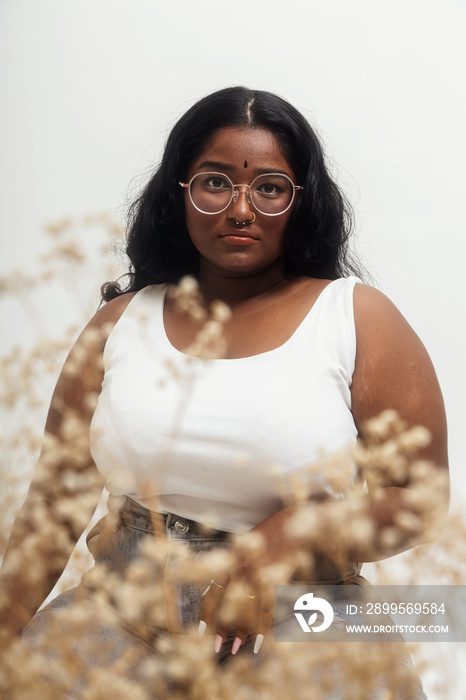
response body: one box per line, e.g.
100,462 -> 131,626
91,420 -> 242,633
23,496 -> 427,699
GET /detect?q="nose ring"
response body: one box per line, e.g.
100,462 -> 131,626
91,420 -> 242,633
235,212 -> 256,226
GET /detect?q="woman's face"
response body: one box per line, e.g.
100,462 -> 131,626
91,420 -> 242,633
183,126 -> 297,277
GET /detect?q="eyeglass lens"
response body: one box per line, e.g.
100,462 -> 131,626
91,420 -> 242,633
189,173 -> 294,215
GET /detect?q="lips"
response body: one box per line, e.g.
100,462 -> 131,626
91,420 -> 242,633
219,231 -> 258,240
219,233 -> 258,245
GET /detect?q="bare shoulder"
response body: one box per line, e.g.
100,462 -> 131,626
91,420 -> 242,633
351,283 -> 448,469
48,292 -> 138,423
86,291 -> 138,333
352,283 -> 427,352
352,282 -> 435,395
72,290 -> 138,374
353,282 -> 412,327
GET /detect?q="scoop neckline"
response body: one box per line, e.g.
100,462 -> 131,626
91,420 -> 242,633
157,277 -> 346,362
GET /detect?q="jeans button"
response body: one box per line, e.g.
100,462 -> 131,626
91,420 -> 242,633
174,518 -> 189,534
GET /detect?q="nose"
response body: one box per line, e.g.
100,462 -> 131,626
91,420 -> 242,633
227,184 -> 253,222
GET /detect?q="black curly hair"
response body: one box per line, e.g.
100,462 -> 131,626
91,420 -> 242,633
102,86 -> 364,301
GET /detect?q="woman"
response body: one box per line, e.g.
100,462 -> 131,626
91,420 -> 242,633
0,87 -> 448,698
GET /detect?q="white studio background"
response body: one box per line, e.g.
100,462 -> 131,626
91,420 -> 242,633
2,0 -> 464,488
1,1 -> 465,696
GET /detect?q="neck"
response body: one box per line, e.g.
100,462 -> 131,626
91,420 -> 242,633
198,260 -> 287,305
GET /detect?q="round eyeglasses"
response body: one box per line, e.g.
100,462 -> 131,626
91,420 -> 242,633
179,172 -> 302,216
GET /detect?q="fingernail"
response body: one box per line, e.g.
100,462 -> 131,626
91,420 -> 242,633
231,636 -> 243,655
214,634 -> 223,653
198,620 -> 207,638
253,633 -> 264,654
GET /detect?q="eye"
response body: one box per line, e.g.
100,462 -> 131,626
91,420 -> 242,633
204,175 -> 230,190
256,181 -> 283,196
250,174 -> 294,214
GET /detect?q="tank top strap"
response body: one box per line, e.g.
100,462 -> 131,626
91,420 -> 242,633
285,276 -> 361,349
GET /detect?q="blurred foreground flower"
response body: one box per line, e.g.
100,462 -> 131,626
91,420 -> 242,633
0,222 -> 463,699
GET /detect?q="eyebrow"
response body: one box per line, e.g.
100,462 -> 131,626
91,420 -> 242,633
197,161 -> 292,177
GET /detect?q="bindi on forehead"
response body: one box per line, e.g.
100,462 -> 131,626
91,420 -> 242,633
191,127 -> 295,179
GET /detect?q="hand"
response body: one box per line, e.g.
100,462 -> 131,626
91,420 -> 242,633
198,507 -> 300,655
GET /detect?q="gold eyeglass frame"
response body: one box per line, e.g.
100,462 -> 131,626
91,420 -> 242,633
179,171 -> 303,216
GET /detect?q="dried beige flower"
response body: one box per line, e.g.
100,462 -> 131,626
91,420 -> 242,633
0,223 -> 461,698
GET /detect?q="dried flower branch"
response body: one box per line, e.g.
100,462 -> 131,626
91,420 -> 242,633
0,222 -> 461,699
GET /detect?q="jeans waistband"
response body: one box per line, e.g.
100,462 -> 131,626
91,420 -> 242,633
107,496 -> 362,585
114,496 -> 232,542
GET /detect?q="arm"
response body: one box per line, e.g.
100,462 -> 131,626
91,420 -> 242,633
201,283 -> 449,651
348,283 -> 449,556
0,294 -> 134,648
255,284 -> 449,564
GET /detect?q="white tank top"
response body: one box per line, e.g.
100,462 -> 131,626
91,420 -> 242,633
90,277 -> 360,534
